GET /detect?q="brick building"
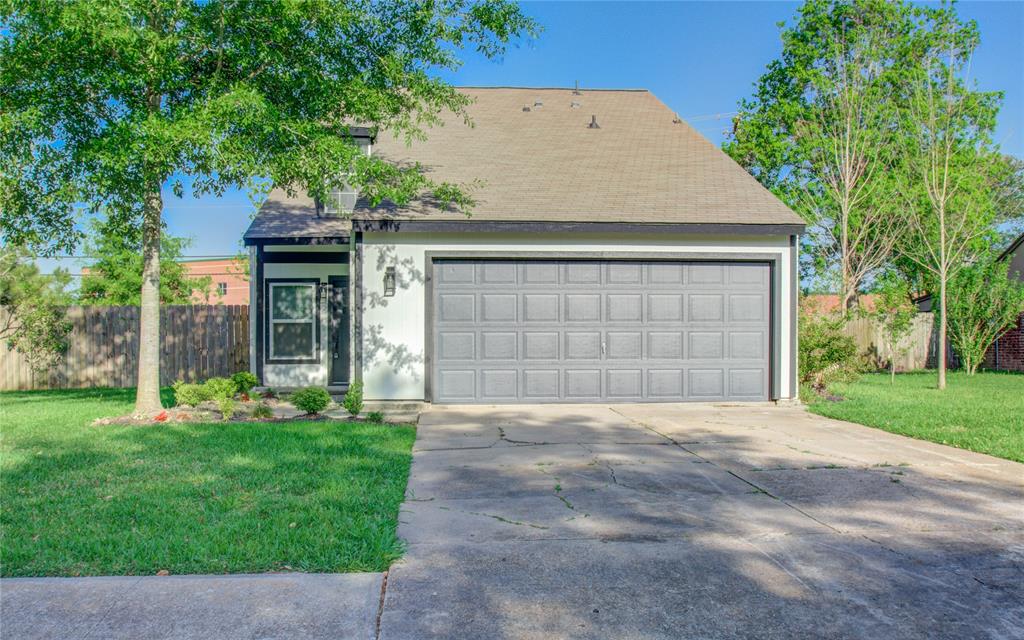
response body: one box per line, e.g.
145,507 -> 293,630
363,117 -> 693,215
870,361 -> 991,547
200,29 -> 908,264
982,234 -> 1024,372
180,257 -> 249,305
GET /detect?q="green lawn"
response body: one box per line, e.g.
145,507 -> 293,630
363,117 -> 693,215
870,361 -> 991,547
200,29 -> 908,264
0,388 -> 415,577
807,371 -> 1024,463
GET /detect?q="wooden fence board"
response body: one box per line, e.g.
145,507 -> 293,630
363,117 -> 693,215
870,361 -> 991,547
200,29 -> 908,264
0,305 -> 250,390
841,313 -> 937,372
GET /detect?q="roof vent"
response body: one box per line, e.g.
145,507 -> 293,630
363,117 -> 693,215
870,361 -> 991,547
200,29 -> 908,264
570,100 -> 581,109
534,99 -> 543,108
522,105 -> 531,112
573,80 -> 582,96
588,114 -> 600,129
672,113 -> 682,124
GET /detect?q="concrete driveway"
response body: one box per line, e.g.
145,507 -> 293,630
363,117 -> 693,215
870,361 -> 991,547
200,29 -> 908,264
379,404 -> 1024,640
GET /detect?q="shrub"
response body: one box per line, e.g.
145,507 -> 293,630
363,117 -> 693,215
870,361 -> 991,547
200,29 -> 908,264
251,403 -> 274,419
204,377 -> 237,401
231,371 -> 259,396
218,397 -> 236,421
799,310 -> 860,394
291,386 -> 332,415
366,410 -> 385,423
342,380 -> 364,417
172,381 -> 211,407
260,388 -> 277,399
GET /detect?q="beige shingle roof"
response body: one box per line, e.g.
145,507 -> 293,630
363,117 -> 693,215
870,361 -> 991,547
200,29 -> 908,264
246,87 -> 802,239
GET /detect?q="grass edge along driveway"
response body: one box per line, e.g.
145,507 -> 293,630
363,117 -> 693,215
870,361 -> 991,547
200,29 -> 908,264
0,388 -> 414,577
807,371 -> 1023,463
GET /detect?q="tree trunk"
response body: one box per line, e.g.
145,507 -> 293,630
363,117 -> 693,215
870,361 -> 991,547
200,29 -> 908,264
134,185 -> 163,415
937,274 -> 947,390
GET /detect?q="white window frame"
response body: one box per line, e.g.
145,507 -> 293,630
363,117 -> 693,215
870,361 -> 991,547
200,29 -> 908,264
322,141 -> 372,215
266,281 -> 319,363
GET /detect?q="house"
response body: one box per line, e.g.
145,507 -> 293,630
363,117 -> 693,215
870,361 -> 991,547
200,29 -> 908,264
984,233 -> 1024,371
242,87 -> 804,404
915,232 -> 1024,372
802,294 -> 877,315
179,257 -> 249,305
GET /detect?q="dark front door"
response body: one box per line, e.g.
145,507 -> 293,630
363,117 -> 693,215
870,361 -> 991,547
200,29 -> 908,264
328,276 -> 350,385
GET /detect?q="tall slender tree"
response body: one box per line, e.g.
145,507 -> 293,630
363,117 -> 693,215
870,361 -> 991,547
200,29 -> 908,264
897,6 -> 1002,389
0,1 -> 537,414
726,0 -> 925,313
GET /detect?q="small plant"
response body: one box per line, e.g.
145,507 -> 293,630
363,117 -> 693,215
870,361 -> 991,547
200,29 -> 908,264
204,377 -> 237,401
342,380 -> 364,417
366,410 -> 385,423
172,381 -> 211,407
799,308 -> 860,395
291,386 -> 332,415
231,371 -> 259,396
261,388 -> 277,399
251,403 -> 274,419
218,396 -> 236,421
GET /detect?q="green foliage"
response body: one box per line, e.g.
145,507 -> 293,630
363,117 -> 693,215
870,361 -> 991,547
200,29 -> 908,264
946,258 -> 1024,375
291,387 -> 332,416
77,216 -> 212,305
217,396 -> 236,421
251,403 -> 274,420
171,381 -> 211,408
203,377 -> 237,401
0,0 -> 538,255
342,381 -> 364,417
0,246 -> 71,372
367,411 -> 385,424
799,307 -> 860,394
865,274 -> 917,381
231,371 -> 258,396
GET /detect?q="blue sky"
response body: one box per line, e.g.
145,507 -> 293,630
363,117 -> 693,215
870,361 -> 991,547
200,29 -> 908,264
46,1 -> 1024,273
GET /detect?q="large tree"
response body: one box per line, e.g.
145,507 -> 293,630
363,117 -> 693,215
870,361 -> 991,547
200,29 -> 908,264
725,0 -> 926,313
78,216 -> 212,305
897,5 -> 1003,389
0,0 -> 536,414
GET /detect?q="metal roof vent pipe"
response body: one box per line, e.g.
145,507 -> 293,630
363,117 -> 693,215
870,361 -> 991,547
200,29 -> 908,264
522,105 -> 531,112
588,114 -> 600,129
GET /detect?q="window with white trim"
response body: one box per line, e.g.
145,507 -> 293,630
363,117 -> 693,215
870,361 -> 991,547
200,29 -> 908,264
268,282 -> 318,361
323,141 -> 371,215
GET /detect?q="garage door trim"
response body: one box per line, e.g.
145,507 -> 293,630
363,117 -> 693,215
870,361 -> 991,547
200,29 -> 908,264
424,251 -> 784,403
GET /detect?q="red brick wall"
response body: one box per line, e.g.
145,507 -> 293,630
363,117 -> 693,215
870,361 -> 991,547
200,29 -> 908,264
983,312 -> 1024,372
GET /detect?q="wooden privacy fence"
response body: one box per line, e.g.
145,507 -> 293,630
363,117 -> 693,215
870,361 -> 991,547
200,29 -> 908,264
841,312 -> 937,372
0,305 -> 249,390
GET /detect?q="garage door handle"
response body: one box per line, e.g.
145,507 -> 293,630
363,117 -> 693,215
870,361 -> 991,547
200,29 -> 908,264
601,341 -> 606,357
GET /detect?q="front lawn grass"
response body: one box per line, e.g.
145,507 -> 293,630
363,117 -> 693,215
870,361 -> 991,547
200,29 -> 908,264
0,388 -> 415,577
806,371 -> 1024,463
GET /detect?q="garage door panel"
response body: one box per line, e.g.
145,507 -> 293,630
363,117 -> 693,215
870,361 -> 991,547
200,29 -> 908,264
432,260 -> 769,403
607,294 -> 643,322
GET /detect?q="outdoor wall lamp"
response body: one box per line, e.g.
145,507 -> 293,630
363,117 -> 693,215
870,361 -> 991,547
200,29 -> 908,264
383,267 -> 397,297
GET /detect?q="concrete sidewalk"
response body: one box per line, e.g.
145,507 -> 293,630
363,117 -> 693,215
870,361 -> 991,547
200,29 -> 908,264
0,573 -> 383,640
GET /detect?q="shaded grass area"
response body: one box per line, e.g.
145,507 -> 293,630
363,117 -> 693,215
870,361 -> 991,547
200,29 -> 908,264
807,371 -> 1024,463
0,388 -> 415,576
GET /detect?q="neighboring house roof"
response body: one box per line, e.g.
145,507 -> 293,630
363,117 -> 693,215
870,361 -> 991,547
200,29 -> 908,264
802,294 -> 877,315
244,87 -> 804,242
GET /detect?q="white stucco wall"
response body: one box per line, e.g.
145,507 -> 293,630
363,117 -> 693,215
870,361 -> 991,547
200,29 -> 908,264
360,232 -> 797,402
261,259 -> 349,388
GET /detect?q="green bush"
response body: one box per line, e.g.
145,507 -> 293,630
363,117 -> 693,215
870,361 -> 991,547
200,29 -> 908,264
251,403 -> 274,419
203,377 -> 237,401
799,311 -> 860,394
342,381 -> 364,417
231,371 -> 259,396
172,381 -> 211,407
218,397 -> 236,421
367,410 -> 385,423
291,386 -> 332,415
